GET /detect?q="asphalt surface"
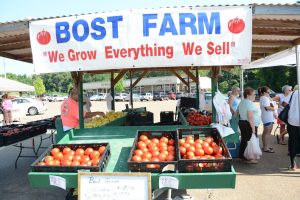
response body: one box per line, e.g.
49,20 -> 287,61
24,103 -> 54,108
0,101 -> 299,200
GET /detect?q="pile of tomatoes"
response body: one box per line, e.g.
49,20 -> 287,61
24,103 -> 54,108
37,146 -> 107,167
179,135 -> 224,160
186,112 -> 212,126
131,134 -> 176,169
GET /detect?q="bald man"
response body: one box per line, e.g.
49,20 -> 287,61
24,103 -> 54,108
61,88 -> 104,131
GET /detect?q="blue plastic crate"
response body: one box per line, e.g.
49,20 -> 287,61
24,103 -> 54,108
226,142 -> 240,158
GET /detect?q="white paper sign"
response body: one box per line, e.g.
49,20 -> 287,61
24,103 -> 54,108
49,175 -> 66,190
159,176 -> 179,189
29,6 -> 252,73
78,172 -> 151,200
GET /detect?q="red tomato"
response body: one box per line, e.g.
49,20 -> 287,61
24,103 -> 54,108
92,158 -> 100,166
144,139 -> 151,146
204,137 -> 214,145
51,148 -> 60,156
228,17 -> 245,34
186,135 -> 193,140
90,151 -> 100,160
213,146 -> 223,155
158,142 -> 167,148
71,161 -> 80,166
81,156 -> 90,163
180,146 -> 186,155
46,160 -> 55,166
167,146 -> 175,152
179,139 -> 185,146
152,151 -> 160,157
75,148 -> 85,156
142,152 -> 152,160
215,154 -> 224,159
187,151 -> 195,159
195,148 -> 205,156
44,156 -> 54,163
195,139 -> 203,144
201,142 -> 209,149
72,155 -> 82,162
166,154 -> 175,161
53,159 -> 60,166
204,146 -> 214,155
132,155 -> 142,162
38,161 -> 46,166
168,139 -> 175,146
134,150 -> 143,156
98,146 -> 106,155
63,154 -> 73,161
141,148 -> 149,154
139,135 -> 148,142
183,143 -> 191,149
148,146 -> 159,153
137,141 -> 147,149
142,158 -> 150,162
62,147 -> 72,155
161,150 -> 169,156
151,157 -> 160,162
186,139 -> 194,145
151,138 -> 160,144
160,137 -> 169,144
53,152 -> 64,161
61,160 -> 72,166
36,30 -> 51,45
68,150 -> 75,156
158,154 -> 166,161
211,142 -> 218,147
147,142 -> 157,149
84,148 -> 94,156
187,146 -> 196,153
81,160 -> 92,166
194,143 -> 202,149
159,146 -> 168,152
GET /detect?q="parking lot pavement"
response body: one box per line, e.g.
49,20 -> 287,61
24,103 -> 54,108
1,101 -> 300,199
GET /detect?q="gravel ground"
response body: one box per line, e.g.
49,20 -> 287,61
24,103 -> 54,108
0,101 -> 299,200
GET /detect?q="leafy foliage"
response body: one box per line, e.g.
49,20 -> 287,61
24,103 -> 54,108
33,77 -> 46,95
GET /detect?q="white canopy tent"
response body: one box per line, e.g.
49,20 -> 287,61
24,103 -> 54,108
0,77 -> 35,92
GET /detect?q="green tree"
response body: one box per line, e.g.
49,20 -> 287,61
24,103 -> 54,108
34,77 -> 46,95
114,78 -> 125,93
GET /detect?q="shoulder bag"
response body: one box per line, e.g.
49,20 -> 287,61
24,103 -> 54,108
278,92 -> 294,123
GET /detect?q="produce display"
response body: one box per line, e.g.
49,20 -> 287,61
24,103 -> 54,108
128,131 -> 178,172
177,128 -> 232,173
186,112 -> 212,126
31,143 -> 110,172
85,112 -> 125,128
37,146 -> 105,167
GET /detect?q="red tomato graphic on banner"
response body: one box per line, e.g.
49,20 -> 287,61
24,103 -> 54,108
36,30 -> 51,45
228,17 -> 245,34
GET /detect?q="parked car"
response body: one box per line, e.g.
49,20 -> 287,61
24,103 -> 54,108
140,93 -> 153,101
48,94 -> 67,102
176,92 -> 186,99
168,92 -> 176,100
90,95 -> 100,101
98,93 -> 107,101
12,97 -> 47,115
255,89 -> 277,101
125,94 -> 140,101
153,92 -> 169,101
114,93 -> 128,101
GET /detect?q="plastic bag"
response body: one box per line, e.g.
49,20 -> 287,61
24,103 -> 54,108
213,91 -> 232,125
244,134 -> 262,160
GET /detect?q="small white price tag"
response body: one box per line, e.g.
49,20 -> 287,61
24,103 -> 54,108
49,175 -> 66,190
159,176 -> 179,189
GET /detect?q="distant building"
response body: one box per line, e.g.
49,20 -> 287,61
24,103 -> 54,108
83,76 -> 211,94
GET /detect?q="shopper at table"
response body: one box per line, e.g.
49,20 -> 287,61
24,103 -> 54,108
259,86 -> 275,153
1,94 -> 13,125
228,86 -> 241,115
237,87 -> 261,163
287,88 -> 300,170
61,88 -> 104,131
272,85 -> 292,145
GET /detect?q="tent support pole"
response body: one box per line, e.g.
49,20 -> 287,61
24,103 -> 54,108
78,72 -> 84,129
296,45 -> 300,122
111,72 -> 115,111
130,70 -> 133,109
240,69 -> 244,99
195,66 -> 200,109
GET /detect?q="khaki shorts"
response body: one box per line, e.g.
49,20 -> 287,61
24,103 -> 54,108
3,110 -> 12,123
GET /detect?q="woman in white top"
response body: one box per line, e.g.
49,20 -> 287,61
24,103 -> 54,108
272,85 -> 292,145
287,88 -> 300,170
259,86 -> 275,153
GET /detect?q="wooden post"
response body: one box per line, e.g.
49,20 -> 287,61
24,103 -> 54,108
195,66 -> 200,109
129,70 -> 133,109
78,72 -> 84,129
110,72 -> 115,111
211,67 -> 220,123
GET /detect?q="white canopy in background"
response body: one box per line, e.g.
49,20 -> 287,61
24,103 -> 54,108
0,77 -> 35,92
241,47 -> 296,70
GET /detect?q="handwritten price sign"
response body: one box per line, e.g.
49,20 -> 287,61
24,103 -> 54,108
159,176 -> 179,189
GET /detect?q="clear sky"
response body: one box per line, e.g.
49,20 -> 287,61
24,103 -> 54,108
0,0 -> 297,76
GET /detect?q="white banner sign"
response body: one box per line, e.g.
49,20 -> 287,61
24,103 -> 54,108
29,6 -> 252,73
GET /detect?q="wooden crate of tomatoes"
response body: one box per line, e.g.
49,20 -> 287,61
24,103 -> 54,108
31,143 -> 110,172
128,130 -> 179,173
177,128 -> 232,173
186,112 -> 212,126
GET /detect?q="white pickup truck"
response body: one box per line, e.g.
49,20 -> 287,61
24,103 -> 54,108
140,93 -> 153,101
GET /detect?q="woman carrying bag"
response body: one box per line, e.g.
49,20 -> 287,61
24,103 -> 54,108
238,87 -> 261,164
